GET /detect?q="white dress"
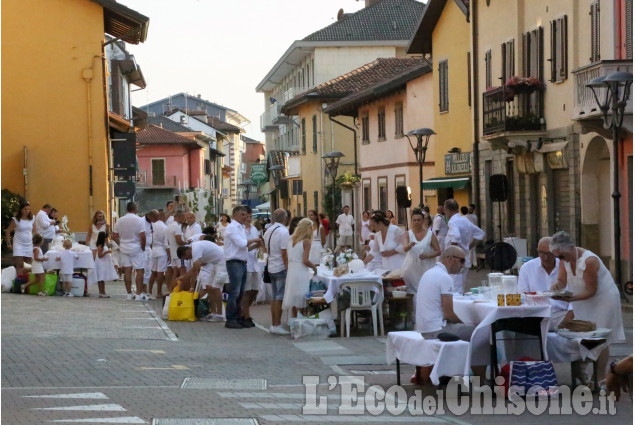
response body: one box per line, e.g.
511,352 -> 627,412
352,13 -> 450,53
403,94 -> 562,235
309,226 -> 323,265
373,224 -> 406,271
217,223 -> 228,241
31,247 -> 45,274
402,229 -> 436,294
564,250 -> 625,344
12,217 -> 34,257
89,223 -> 108,249
94,247 -> 119,282
282,239 -> 312,310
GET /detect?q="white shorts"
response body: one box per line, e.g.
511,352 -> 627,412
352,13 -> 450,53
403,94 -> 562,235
199,264 -> 224,290
151,256 -> 168,273
170,257 -> 184,268
244,271 -> 261,291
119,250 -> 146,270
60,273 -> 73,283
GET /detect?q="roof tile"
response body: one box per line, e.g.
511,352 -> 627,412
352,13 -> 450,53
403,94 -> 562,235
136,124 -> 201,147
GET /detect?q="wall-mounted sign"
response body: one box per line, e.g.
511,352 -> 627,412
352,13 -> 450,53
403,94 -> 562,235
250,163 -> 268,185
547,150 -> 568,169
444,152 -> 472,175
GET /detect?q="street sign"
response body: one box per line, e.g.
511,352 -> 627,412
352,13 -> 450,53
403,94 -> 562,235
250,164 -> 268,185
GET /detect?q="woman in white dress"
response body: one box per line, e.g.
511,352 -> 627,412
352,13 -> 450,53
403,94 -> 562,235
359,210 -> 371,246
402,208 -> 441,295
94,231 -> 117,298
363,211 -> 405,271
282,218 -> 317,318
549,231 -> 625,381
5,201 -> 35,277
307,210 -> 326,265
216,214 -> 230,242
86,210 -> 109,250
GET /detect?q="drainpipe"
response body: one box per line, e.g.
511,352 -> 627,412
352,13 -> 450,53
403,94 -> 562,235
471,0 -> 481,225
83,55 -> 105,222
328,116 -> 358,177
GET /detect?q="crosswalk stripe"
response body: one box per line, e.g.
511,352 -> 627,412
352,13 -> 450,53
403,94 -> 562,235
23,392 -> 108,399
34,404 -> 126,411
48,417 -> 146,423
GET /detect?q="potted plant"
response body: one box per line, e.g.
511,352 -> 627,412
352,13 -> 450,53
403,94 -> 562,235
505,76 -> 544,96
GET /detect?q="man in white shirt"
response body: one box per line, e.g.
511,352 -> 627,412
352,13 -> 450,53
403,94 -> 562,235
184,212 -> 202,241
241,208 -> 263,328
224,205 -> 262,329
518,237 -> 573,331
165,200 -> 176,225
140,210 -> 158,300
335,206 -> 354,251
444,199 -> 485,294
112,202 -> 146,300
35,204 -> 55,253
263,209 -> 290,335
176,240 -> 225,293
432,205 -> 448,256
166,211 -> 187,291
149,213 -> 169,298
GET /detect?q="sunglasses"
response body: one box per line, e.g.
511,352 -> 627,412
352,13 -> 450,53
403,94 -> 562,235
452,256 -> 466,264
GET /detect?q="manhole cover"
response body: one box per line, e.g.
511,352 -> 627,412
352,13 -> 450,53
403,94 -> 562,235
152,420 -> 258,425
180,378 -> 267,390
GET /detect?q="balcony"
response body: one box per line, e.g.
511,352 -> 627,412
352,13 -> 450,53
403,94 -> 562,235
283,86 -> 311,103
572,60 -> 632,122
482,86 -> 545,144
136,171 -> 179,189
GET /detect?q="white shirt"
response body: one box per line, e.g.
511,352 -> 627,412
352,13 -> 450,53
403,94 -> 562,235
167,221 -> 184,259
59,249 -> 79,274
191,240 -> 225,266
113,213 -> 145,255
432,214 -> 448,238
445,214 -> 485,268
416,262 -> 454,333
466,213 -> 478,226
518,257 -> 571,313
336,213 -> 354,236
165,216 -> 174,226
151,220 -> 169,257
224,220 -> 249,261
144,218 -> 153,250
245,225 -> 260,272
263,223 -> 290,273
35,210 -> 53,238
185,222 -> 202,241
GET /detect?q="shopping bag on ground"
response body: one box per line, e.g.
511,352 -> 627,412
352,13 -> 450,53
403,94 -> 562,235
168,287 -> 197,322
508,360 -> 558,401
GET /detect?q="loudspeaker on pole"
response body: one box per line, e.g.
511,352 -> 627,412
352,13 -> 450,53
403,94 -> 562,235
489,174 -> 508,202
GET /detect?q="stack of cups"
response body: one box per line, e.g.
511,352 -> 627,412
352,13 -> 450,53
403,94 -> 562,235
502,275 -> 520,306
487,273 -> 504,301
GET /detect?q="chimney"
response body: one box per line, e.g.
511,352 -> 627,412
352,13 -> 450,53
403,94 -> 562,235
197,94 -> 201,98
365,0 -> 381,6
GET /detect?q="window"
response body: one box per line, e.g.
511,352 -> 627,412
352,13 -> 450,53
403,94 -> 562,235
590,2 -> 600,62
467,52 -> 471,107
395,175 -> 406,225
377,107 -> 386,141
204,159 -> 212,175
312,115 -> 317,152
550,16 -> 568,82
151,158 -> 165,186
439,60 -> 449,112
314,190 -> 319,211
394,102 -> 403,137
485,50 -> 492,88
522,27 -> 544,78
362,179 -> 371,212
627,0 -> 633,59
362,113 -> 370,143
303,191 -> 308,217
378,177 -> 388,212
506,160 -> 515,234
501,39 -> 515,84
301,118 -> 306,154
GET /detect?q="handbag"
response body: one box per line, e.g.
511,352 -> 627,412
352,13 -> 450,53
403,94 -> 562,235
309,276 -> 327,293
263,226 -> 279,283
508,360 -> 558,401
168,283 -> 199,322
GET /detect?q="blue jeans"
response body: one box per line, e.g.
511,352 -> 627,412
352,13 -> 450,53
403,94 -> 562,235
226,260 -> 247,321
269,270 -> 287,301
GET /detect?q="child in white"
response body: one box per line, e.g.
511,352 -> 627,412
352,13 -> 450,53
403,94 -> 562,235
149,219 -> 169,298
56,239 -> 79,296
26,233 -> 47,296
94,231 -> 117,298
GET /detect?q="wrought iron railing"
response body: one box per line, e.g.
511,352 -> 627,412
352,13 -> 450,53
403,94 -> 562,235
482,86 -> 544,135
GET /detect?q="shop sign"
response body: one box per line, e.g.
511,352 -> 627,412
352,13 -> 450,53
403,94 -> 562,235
444,152 -> 472,175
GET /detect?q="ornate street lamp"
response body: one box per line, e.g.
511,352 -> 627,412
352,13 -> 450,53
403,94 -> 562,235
322,151 -> 344,250
405,128 -> 435,208
586,71 -> 633,289
269,165 -> 284,210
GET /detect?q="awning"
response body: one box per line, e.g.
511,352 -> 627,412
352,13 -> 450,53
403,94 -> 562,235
421,176 -> 470,190
255,201 -> 270,210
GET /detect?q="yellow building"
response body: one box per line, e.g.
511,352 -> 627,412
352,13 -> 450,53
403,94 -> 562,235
407,0 -> 473,210
2,0 -> 148,229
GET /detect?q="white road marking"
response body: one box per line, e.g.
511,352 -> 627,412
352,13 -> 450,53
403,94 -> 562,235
137,365 -> 189,370
114,349 -> 166,354
23,392 -> 108,399
34,403 -> 126,411
48,417 -> 146,423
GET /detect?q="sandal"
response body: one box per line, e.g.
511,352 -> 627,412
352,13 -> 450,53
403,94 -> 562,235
98,294 -> 110,299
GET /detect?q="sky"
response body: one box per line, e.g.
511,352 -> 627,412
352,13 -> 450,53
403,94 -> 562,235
123,0 -> 368,141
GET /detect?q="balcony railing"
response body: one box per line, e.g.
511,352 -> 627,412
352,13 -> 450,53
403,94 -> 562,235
283,87 -> 311,103
136,171 -> 179,188
572,60 -> 633,120
482,86 -> 544,136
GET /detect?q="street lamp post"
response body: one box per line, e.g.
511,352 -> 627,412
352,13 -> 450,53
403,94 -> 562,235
405,128 -> 436,208
586,71 -> 633,289
269,165 -> 284,211
322,151 -> 344,251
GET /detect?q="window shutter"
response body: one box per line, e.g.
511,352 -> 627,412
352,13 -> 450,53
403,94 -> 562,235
467,52 -> 472,107
438,60 -> 449,112
549,20 -> 556,82
562,15 -> 568,79
485,50 -> 492,88
590,1 -> 600,62
538,26 -> 544,81
312,115 -> 317,152
501,42 -> 507,84
522,33 -> 529,77
151,159 -> 165,186
626,0 -> 633,59
301,118 -> 306,154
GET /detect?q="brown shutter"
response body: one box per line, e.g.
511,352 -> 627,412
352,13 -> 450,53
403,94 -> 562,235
522,33 -> 529,77
549,20 -> 556,82
562,15 -> 568,79
467,52 -> 472,107
626,0 -> 633,59
501,42 -> 507,84
590,1 -> 600,62
485,50 -> 492,88
538,26 -> 544,81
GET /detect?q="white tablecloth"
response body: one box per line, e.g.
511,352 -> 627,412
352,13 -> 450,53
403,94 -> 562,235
453,297 -> 551,379
546,332 -> 609,363
44,251 -> 97,286
386,331 -> 469,385
315,266 -> 383,303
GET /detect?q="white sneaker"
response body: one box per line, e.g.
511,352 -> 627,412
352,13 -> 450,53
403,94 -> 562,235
135,294 -> 146,301
145,293 -> 155,300
270,325 -> 290,335
126,293 -> 135,300
67,293 -> 74,297
206,314 -> 225,322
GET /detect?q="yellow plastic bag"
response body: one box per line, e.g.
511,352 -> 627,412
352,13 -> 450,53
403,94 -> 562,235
168,286 -> 198,322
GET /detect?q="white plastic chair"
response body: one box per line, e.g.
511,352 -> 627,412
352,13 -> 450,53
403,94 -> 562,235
339,281 -> 384,337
